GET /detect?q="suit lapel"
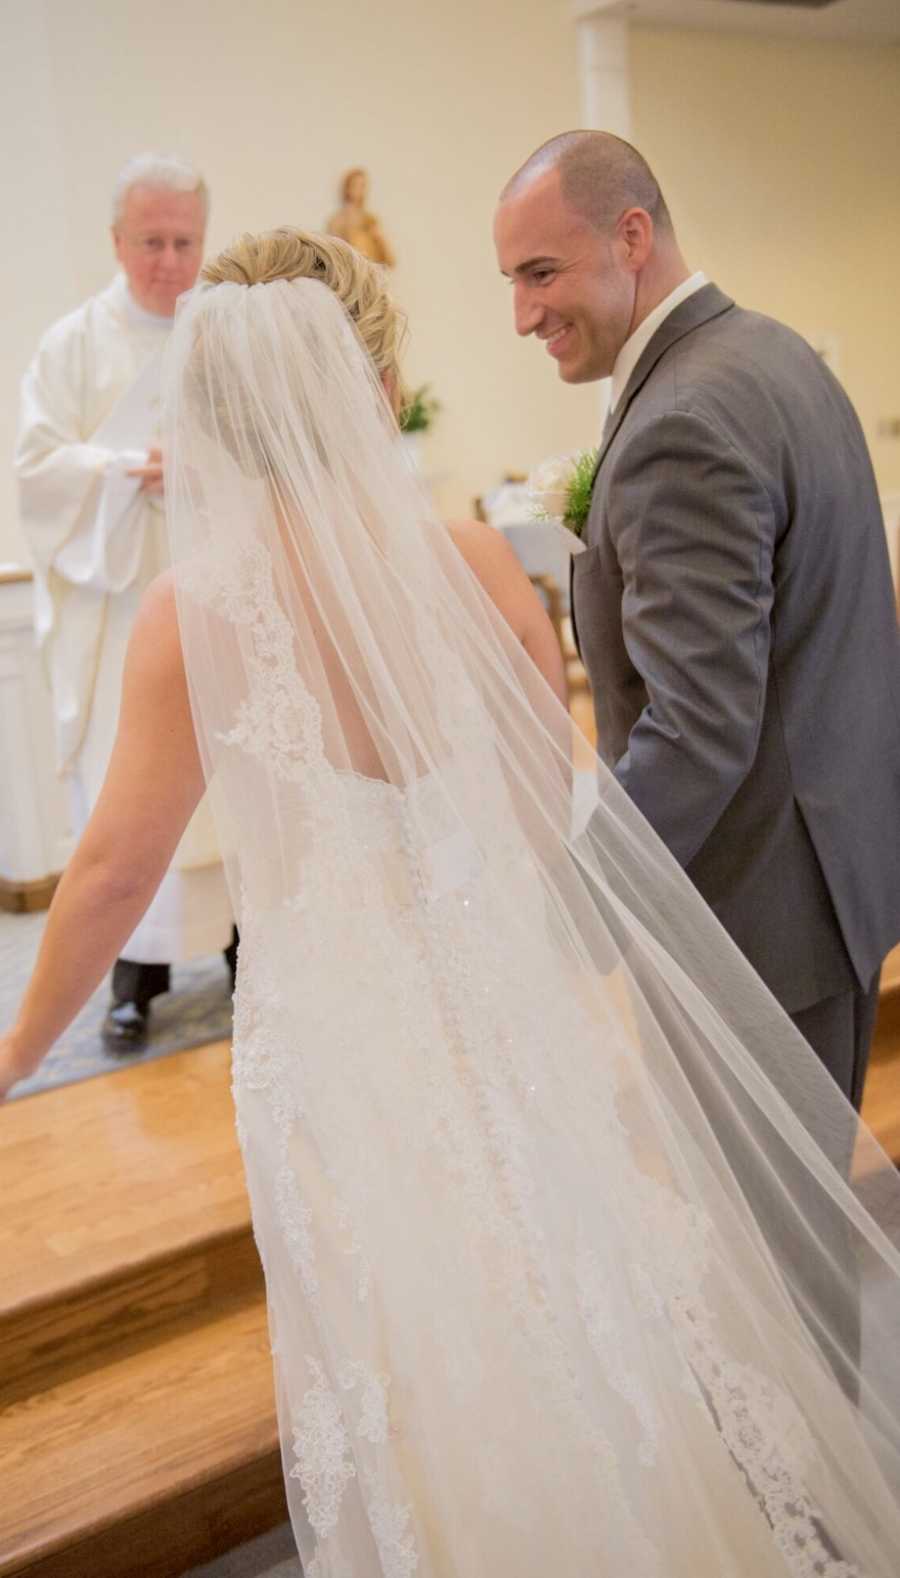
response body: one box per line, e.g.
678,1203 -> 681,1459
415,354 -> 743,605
574,285 -> 736,651
591,283 -> 735,482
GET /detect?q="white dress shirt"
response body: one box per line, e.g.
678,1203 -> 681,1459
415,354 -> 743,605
608,271 -> 707,417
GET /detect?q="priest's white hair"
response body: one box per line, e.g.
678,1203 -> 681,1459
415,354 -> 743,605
112,152 -> 209,226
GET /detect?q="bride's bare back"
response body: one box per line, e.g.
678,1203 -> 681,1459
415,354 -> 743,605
144,519 -> 568,794
0,519 -> 567,1097
287,518 -> 568,780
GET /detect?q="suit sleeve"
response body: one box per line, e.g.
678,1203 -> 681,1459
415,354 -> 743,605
605,409 -> 777,868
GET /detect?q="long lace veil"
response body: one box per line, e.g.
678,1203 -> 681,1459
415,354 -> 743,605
164,273 -> 900,1573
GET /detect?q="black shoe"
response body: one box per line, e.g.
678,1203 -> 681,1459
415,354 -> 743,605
224,926 -> 239,992
102,998 -> 150,1051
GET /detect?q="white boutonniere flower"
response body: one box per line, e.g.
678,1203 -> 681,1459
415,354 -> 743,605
527,450 -> 598,555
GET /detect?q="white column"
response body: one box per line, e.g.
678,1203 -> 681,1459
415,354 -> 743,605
0,572 -> 73,890
571,4 -> 634,419
574,12 -> 631,137
574,7 -> 633,139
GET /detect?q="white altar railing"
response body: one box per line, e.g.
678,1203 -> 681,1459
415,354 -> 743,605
0,567 -> 72,906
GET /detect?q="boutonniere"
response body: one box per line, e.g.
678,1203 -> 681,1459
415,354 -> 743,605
527,449 -> 598,555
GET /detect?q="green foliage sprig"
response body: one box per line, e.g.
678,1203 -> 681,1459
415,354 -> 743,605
399,383 -> 441,434
563,449 -> 598,539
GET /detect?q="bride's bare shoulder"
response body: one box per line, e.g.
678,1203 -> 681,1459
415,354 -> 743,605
444,519 -> 568,706
127,570 -> 184,682
446,518 -> 524,587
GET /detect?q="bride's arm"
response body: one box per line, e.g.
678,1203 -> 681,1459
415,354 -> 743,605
0,572 -> 204,1096
447,520 -> 568,708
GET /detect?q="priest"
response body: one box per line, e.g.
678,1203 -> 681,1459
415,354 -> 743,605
16,153 -> 235,1048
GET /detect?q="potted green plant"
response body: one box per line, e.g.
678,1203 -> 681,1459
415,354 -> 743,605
400,383 -> 440,434
399,384 -> 440,471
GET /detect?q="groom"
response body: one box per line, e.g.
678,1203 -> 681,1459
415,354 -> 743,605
495,131 -> 900,1106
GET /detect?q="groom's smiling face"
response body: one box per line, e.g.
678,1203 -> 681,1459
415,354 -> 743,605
494,170 -> 636,384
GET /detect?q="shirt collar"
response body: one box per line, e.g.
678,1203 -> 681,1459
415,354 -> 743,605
608,270 -> 707,415
117,274 -> 174,332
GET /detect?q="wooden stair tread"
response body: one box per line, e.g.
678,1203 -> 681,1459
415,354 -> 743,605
862,991 -> 900,1166
862,1060 -> 900,1166
0,1299 -> 279,1575
0,1041 -> 250,1315
0,896 -> 895,1574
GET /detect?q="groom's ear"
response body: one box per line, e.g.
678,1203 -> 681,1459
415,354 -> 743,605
616,207 -> 654,273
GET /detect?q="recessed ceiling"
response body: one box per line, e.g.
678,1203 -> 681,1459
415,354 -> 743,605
572,0 -> 900,45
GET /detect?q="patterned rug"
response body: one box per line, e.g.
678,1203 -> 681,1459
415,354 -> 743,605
1,909 -> 233,1101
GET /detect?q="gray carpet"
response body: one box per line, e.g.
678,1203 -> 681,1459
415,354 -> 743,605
180,1524 -> 301,1578
1,908 -> 233,1100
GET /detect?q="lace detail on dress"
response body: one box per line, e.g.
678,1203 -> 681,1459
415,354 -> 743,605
292,1360 -> 415,1571
187,535 -> 326,782
672,1298 -> 859,1578
339,1362 -> 391,1444
274,1163 -> 318,1299
576,1234 -> 662,1467
290,1358 -> 357,1539
201,526 -> 869,1575
364,1478 -> 419,1578
624,1176 -> 859,1577
230,928 -> 321,1299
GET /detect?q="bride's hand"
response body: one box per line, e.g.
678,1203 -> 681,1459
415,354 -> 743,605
0,1032 -> 35,1103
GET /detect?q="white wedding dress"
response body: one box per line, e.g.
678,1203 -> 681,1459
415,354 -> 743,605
164,273 -> 900,1576
233,769 -> 830,1577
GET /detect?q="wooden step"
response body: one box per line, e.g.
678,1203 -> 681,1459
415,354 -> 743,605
1,969 -> 896,1578
0,1299 -> 286,1578
881,943 -> 900,999
0,1042 -> 261,1402
0,1042 -> 286,1578
863,990 -> 900,1166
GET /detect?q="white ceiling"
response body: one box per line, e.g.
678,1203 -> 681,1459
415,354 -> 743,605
572,0 -> 900,46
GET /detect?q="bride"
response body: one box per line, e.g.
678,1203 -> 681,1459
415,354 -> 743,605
4,228 -> 900,1576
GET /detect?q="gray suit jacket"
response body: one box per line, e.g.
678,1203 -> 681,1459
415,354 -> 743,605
572,283 -> 900,1013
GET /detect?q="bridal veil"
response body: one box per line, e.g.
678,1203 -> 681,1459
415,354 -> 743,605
163,257 -> 900,1576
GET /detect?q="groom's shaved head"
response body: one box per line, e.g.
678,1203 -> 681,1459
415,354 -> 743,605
500,131 -> 672,237
495,131 -> 688,384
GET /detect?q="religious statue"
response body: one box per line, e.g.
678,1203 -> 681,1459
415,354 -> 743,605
326,168 -> 396,267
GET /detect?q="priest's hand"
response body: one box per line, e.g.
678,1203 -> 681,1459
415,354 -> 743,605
127,445 -> 164,495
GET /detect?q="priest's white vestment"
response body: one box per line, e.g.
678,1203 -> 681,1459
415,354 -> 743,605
16,274 -> 232,963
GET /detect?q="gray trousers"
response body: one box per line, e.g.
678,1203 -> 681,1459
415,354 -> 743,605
789,971 -> 881,1114
112,927 -> 239,1006
784,971 -> 883,1401
624,964 -> 881,1403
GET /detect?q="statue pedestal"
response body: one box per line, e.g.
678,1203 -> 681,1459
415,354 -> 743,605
0,568 -> 72,909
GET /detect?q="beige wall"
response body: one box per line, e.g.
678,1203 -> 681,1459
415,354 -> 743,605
0,0 -> 598,565
629,25 -> 900,493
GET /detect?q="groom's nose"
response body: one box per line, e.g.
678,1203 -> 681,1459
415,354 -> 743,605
513,283 -> 543,337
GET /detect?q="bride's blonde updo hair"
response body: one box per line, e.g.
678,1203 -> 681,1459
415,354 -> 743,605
201,227 -> 406,401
